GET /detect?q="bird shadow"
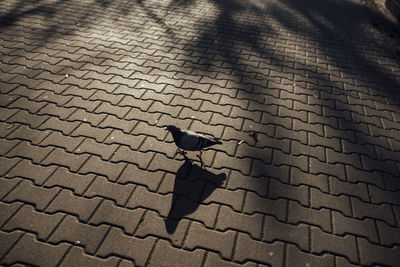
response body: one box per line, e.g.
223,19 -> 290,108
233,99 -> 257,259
164,159 -> 227,234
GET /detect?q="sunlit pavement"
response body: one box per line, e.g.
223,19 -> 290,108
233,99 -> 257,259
1,0 -> 400,266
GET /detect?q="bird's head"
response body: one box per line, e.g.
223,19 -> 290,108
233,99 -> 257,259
166,125 -> 180,134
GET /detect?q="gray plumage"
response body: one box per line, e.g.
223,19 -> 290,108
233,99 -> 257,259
166,125 -> 222,151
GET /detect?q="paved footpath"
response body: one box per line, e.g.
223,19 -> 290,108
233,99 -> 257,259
1,0 -> 400,266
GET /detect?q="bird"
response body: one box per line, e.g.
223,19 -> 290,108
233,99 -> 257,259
166,125 -> 222,164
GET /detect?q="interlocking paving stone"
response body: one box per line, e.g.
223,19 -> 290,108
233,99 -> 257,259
147,153 -> 184,173
376,221 -> 400,247
263,216 -> 309,251
290,167 -> 329,193
84,176 -> 135,206
70,123 -> 112,142
149,239 -> 205,267
369,184 -> 400,205
351,197 -> 397,226
184,221 -> 236,259
2,232 -> 70,266
168,196 -> 221,228
7,97 -> 47,113
39,131 -> 85,153
204,253 -> 258,267
67,109 -> 107,127
79,156 -> 126,182
335,256 -> 361,267
285,244 -> 335,267
345,165 -> 386,188
0,122 -> 18,140
251,160 -> 291,183
310,188 -> 352,216
226,170 -> 269,196
5,140 -> 53,164
269,179 -> 309,206
60,246 -> 121,267
41,148 -> 89,172
3,179 -> 60,211
110,146 -> 154,168
201,186 -> 245,212
216,206 -> 263,239
0,230 -> 23,259
1,0 -> 400,265
0,177 -> 21,200
234,233 -> 284,265
136,210 -> 190,246
48,215 -> 109,254
288,200 -> 332,233
330,176 -> 370,201
0,202 -> 22,228
3,204 -> 64,241
44,168 -> 95,195
38,103 -> 76,120
358,237 -> 400,266
99,115 -> 137,133
332,211 -> 379,244
103,129 -> 145,150
6,124 -> 50,146
311,226 -> 358,264
96,227 -> 156,266
45,189 -> 101,222
243,191 -> 287,221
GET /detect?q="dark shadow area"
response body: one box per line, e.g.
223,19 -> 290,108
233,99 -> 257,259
0,0 -> 59,29
1,0 -> 400,186
178,0 -> 400,183
169,0 -> 196,9
135,0 -> 175,35
164,159 -> 226,233
96,0 -> 111,7
186,0 -> 400,95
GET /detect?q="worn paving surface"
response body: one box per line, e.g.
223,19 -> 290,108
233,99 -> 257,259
1,0 -> 400,266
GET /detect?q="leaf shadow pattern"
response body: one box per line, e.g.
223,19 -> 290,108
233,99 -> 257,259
164,159 -> 227,234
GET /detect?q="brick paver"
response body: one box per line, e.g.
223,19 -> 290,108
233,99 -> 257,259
1,0 -> 400,266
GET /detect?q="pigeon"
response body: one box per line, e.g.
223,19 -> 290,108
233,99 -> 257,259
166,125 -> 222,162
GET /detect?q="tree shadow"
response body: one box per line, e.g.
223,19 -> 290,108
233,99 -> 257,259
134,0 -> 176,36
0,0 -> 59,29
2,0 -> 400,186
164,159 -> 227,234
179,0 -> 400,181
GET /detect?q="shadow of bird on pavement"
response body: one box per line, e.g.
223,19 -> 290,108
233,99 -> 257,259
164,159 -> 226,233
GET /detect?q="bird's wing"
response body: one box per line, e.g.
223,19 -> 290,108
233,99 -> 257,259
178,130 -> 205,151
183,130 -> 205,138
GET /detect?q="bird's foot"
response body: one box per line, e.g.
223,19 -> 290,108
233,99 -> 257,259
176,148 -> 189,160
177,148 -> 187,155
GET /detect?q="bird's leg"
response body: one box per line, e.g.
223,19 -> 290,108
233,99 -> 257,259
177,148 -> 188,159
196,150 -> 204,168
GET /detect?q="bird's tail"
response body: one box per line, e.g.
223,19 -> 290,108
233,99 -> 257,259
200,138 -> 222,148
213,138 -> 222,145
201,138 -> 222,149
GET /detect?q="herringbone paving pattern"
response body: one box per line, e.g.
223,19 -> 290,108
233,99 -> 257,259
1,0 -> 400,266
